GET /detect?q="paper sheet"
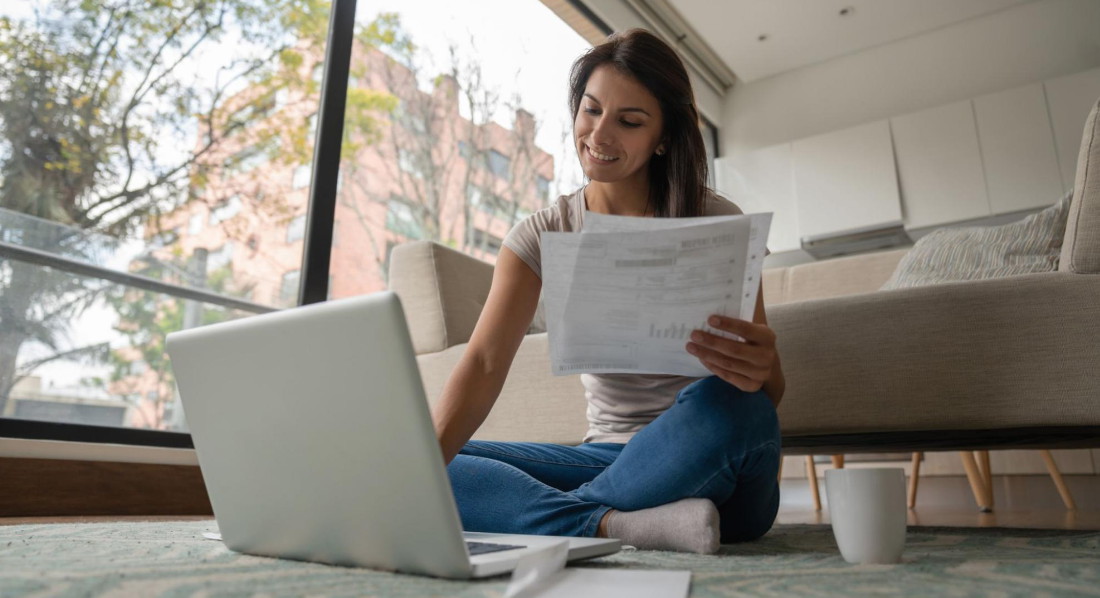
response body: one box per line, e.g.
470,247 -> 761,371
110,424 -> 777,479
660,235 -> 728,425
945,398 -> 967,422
504,540 -> 690,598
542,212 -> 771,376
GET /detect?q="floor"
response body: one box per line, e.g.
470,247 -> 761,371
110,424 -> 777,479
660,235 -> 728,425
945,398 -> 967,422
778,473 -> 1100,530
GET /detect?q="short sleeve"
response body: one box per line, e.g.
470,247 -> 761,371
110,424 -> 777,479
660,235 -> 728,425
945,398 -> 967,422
502,216 -> 545,278
502,195 -> 572,279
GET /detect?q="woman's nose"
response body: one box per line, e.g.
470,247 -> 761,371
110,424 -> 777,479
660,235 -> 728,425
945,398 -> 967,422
590,115 -> 613,145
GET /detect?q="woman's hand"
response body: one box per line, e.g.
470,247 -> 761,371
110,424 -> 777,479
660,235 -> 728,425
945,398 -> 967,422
686,315 -> 778,393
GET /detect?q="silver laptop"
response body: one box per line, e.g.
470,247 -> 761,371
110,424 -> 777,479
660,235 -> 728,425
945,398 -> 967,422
166,291 -> 619,578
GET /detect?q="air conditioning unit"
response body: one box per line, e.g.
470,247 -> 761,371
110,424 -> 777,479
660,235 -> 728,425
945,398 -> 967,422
800,220 -> 911,260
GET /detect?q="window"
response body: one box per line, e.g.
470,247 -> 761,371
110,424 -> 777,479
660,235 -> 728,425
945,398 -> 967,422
471,229 -> 503,255
397,148 -> 424,179
280,270 -> 300,304
0,0 -> 592,450
209,195 -> 242,225
386,196 -> 423,239
287,215 -> 307,243
466,184 -> 484,208
292,165 -> 311,190
206,243 -> 235,272
488,149 -> 511,180
537,176 -> 551,201
225,145 -> 267,175
701,117 -> 719,188
150,228 -> 179,248
395,102 -> 428,135
188,213 -> 204,235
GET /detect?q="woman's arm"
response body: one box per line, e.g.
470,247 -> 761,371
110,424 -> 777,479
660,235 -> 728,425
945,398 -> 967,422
686,281 -> 785,407
432,247 -> 543,464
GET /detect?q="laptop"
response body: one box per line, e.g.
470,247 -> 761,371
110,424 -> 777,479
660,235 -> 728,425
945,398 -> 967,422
166,291 -> 620,578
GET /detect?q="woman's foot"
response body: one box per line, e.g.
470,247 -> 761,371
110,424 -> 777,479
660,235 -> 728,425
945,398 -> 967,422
600,498 -> 720,554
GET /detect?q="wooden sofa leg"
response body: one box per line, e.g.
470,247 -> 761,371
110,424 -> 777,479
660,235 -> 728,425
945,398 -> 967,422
907,452 -> 922,509
977,451 -> 994,510
1040,450 -> 1077,511
806,456 -> 822,511
959,451 -> 993,512
831,455 -> 845,469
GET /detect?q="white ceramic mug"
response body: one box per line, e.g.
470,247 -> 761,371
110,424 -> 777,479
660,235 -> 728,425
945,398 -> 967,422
824,467 -> 907,564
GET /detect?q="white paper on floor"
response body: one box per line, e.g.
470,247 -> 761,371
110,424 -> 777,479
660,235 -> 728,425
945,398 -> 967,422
503,540 -> 691,598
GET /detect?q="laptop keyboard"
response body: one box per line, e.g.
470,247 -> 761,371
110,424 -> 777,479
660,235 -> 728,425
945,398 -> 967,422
466,541 -> 526,556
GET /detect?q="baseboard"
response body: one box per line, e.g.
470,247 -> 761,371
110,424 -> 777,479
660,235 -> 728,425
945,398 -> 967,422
0,457 -> 212,517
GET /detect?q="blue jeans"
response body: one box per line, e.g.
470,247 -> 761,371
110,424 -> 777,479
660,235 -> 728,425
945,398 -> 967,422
447,376 -> 781,543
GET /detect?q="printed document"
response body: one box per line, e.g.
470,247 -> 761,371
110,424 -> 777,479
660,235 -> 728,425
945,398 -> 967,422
542,212 -> 771,377
504,540 -> 690,598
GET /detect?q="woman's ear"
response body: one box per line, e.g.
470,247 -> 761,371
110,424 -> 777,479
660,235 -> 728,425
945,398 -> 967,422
655,136 -> 670,156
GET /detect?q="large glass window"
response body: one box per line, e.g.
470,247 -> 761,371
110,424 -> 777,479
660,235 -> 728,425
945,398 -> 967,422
328,0 -> 589,294
0,0 -> 329,432
0,0 -> 596,440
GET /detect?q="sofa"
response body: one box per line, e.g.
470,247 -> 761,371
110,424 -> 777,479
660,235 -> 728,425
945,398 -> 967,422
387,98 -> 1100,457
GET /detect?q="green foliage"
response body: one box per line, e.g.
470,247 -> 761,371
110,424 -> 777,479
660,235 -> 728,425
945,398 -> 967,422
0,0 -> 438,419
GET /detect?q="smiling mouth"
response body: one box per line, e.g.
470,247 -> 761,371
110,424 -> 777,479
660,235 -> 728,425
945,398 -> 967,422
587,146 -> 619,162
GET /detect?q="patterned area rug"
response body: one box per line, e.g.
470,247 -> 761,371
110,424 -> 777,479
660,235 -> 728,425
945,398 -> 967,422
1,521 -> 1098,597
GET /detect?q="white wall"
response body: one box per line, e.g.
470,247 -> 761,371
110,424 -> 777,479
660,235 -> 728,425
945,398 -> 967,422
720,0 -> 1100,158
580,0 -> 725,124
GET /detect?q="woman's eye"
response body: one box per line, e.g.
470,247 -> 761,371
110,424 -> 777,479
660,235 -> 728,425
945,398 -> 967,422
621,120 -> 641,128
584,107 -> 600,115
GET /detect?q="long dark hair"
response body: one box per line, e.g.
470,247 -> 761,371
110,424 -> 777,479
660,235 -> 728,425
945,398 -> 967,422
569,28 -> 709,218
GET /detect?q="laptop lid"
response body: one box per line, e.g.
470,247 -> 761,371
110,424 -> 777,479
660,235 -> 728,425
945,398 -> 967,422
167,291 -> 473,578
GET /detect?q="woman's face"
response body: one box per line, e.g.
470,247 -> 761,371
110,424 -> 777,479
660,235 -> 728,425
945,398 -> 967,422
574,64 -> 664,186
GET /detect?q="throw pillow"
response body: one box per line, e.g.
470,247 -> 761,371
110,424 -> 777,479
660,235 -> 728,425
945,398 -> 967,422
880,192 -> 1072,290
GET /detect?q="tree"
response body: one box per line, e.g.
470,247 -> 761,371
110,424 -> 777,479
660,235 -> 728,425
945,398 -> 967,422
335,26 -> 558,287
105,254 -> 242,430
0,0 -> 396,416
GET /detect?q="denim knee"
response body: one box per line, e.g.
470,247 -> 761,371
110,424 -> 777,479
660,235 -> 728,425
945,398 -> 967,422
675,376 -> 780,449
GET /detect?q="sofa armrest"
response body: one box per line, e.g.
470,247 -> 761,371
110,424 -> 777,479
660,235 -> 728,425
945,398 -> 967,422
388,241 -> 494,355
771,271 -> 1100,438
416,333 -> 589,445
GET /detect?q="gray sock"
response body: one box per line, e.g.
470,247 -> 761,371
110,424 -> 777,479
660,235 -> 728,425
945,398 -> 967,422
604,498 -> 720,554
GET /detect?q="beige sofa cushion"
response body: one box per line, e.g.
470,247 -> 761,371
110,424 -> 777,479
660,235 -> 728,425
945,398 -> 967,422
770,271 -> 1100,438
389,241 -> 493,354
880,194 -> 1070,290
1061,97 -> 1100,274
417,333 -> 588,445
781,249 -> 910,303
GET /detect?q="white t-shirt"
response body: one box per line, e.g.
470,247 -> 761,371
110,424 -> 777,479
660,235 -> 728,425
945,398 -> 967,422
502,187 -> 746,443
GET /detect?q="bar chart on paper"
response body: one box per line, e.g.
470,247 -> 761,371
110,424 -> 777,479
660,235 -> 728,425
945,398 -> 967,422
649,322 -> 690,339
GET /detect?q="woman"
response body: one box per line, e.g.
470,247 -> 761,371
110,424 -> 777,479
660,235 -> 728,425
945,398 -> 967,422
433,28 -> 784,554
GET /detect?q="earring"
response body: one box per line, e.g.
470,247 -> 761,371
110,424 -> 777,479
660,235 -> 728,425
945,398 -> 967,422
655,146 -> 665,156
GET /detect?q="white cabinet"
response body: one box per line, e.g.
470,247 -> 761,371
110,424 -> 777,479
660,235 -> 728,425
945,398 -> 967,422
973,83 -> 1064,214
714,143 -> 800,252
1044,66 -> 1100,192
792,120 -> 902,239
890,100 -> 991,229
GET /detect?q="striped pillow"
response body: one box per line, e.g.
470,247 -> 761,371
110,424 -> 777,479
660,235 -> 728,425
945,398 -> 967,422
881,193 -> 1072,290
